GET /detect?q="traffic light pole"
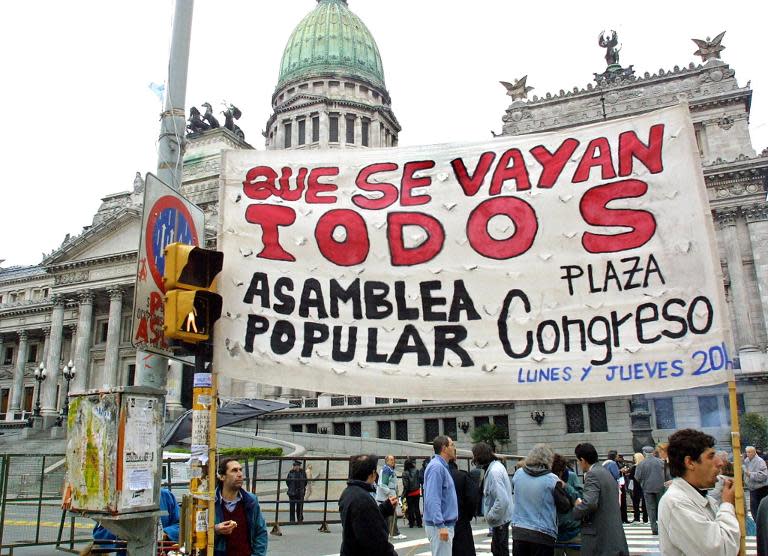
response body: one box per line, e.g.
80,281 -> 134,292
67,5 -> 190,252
127,2 -> 194,555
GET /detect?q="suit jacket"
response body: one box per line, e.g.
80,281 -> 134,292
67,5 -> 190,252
572,463 -> 629,556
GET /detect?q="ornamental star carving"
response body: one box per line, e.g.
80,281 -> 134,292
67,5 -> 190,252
692,31 -> 726,62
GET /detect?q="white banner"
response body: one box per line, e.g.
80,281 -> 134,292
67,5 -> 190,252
214,104 -> 734,400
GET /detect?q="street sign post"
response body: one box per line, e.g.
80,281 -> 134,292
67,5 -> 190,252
132,173 -> 205,357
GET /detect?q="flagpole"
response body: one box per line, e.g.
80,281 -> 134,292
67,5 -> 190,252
729,377 -> 747,555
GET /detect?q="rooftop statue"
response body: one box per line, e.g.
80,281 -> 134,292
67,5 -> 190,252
500,75 -> 534,101
222,104 -> 245,141
187,106 -> 210,135
692,31 -> 726,62
201,102 -> 220,129
598,30 -> 621,67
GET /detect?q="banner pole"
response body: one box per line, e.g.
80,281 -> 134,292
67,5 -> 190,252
728,377 -> 747,555
207,367 -> 218,555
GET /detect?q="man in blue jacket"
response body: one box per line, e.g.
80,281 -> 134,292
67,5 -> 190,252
423,435 -> 458,556
214,457 -> 268,556
93,488 -> 180,551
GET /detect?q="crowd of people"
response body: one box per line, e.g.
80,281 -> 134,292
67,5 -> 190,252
338,428 -> 768,556
85,428 -> 768,556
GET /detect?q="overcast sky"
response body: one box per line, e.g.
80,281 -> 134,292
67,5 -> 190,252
1,0 -> 765,267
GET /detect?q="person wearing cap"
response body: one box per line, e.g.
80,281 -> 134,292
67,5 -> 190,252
286,460 -> 308,523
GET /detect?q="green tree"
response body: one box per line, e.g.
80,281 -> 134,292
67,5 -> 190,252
470,424 -> 509,452
741,412 -> 768,451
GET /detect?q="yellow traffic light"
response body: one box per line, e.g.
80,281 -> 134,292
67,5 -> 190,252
163,243 -> 223,344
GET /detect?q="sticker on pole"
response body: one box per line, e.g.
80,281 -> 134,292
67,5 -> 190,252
132,173 -> 205,356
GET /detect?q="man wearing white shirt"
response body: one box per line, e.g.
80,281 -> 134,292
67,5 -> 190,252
658,428 -> 740,556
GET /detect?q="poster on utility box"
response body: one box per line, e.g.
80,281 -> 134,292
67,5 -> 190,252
214,104 -> 733,400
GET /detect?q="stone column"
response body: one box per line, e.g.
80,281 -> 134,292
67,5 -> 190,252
41,296 -> 66,417
103,287 -> 124,387
72,291 -> 95,393
319,110 -> 330,149
166,359 -> 184,416
354,116 -> 362,146
8,330 -> 28,419
716,209 -> 757,350
745,204 -> 768,342
371,115 -> 381,147
276,120 -> 285,150
340,114 -> 348,147
41,326 -> 51,365
0,334 -> 3,367
291,116 -> 299,148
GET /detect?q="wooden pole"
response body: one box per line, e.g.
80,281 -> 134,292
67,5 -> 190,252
728,378 -> 747,555
207,372 -> 218,555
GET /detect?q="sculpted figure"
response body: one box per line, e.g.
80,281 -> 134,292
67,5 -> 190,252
599,30 -> 620,66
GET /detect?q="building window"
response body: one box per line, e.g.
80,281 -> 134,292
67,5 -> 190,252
588,402 -> 608,432
304,398 -> 318,408
331,396 -> 345,407
393,398 -> 407,404
346,115 -> 355,144
94,319 -> 109,345
474,416 -> 490,428
312,115 -> 320,142
122,316 -> 132,343
698,396 -> 721,427
654,398 -> 676,429
3,347 -> 14,365
395,420 -> 408,441
333,422 -> 345,436
361,119 -> 370,147
424,418 -> 439,443
723,394 -> 746,425
27,344 -> 38,363
375,397 -> 389,405
329,115 -> 339,142
493,415 -> 510,439
305,423 -> 318,434
127,364 -> 136,386
377,421 -> 391,439
347,396 -> 361,406
349,422 -> 362,437
291,424 -> 302,433
443,418 -> 457,440
298,119 -> 306,146
565,404 -> 584,433
284,122 -> 292,148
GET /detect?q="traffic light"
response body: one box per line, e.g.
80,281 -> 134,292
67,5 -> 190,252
163,243 -> 223,343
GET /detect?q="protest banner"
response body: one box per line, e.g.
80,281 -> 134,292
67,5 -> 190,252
213,103 -> 734,400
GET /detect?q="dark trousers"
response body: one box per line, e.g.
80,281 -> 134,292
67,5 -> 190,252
288,494 -> 304,522
644,491 -> 663,534
492,523 -> 510,556
512,539 -> 554,556
620,484 -> 628,522
632,485 -> 647,522
751,486 -> 768,519
406,494 -> 422,527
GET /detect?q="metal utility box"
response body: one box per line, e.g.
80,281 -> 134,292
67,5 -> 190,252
64,387 -> 165,514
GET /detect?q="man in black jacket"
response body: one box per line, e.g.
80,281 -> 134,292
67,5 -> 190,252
339,454 -> 398,556
449,460 -> 480,556
286,460 -> 308,523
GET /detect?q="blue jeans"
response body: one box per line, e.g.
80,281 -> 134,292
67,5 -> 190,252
425,524 -> 454,555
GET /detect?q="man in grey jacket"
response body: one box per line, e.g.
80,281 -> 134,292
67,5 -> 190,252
633,445 -> 665,535
745,446 -> 768,519
573,443 -> 629,556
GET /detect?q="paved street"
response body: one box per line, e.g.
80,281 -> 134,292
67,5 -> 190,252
0,519 -> 758,555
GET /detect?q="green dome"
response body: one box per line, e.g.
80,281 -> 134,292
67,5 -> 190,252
277,0 -> 386,91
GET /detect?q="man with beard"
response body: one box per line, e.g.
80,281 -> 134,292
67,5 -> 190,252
214,458 -> 268,556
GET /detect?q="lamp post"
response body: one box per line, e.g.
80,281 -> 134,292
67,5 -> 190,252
61,360 -> 76,420
33,363 -> 47,417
